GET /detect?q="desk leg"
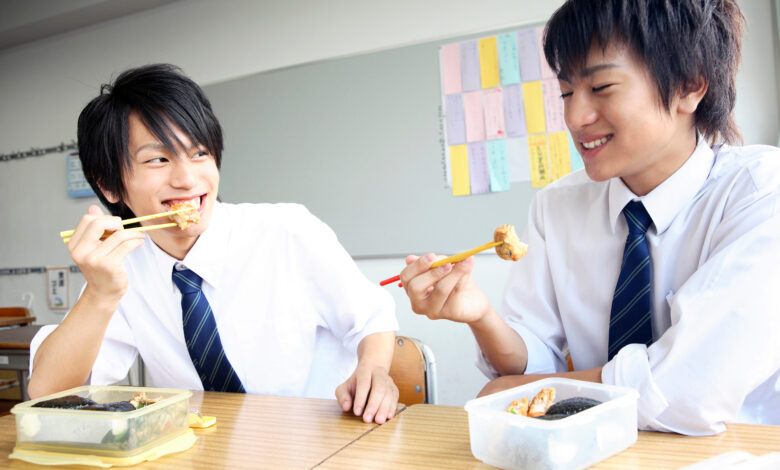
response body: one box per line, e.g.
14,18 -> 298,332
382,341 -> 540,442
18,369 -> 29,401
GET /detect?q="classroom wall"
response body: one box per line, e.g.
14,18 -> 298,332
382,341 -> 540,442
1,0 -> 778,406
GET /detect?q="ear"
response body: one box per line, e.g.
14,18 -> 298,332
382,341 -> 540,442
678,76 -> 708,115
99,184 -> 120,204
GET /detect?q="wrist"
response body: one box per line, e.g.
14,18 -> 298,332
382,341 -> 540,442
80,285 -> 122,316
468,305 -> 498,331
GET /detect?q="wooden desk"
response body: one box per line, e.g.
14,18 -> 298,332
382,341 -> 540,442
0,318 -> 35,329
0,391 -> 400,469
0,325 -> 42,402
316,404 -> 780,469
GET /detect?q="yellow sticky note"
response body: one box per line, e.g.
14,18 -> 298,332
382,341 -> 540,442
528,135 -> 551,188
189,412 -> 217,428
522,81 -> 546,134
478,37 -> 500,89
450,145 -> 470,196
549,131 -> 572,181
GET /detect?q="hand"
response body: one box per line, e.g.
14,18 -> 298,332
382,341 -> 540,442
400,253 -> 491,324
67,205 -> 146,309
335,362 -> 399,424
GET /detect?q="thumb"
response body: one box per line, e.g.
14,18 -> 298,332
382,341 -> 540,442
334,381 -> 353,412
405,254 -> 419,266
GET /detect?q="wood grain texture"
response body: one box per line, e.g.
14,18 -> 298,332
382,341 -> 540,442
316,404 -> 780,469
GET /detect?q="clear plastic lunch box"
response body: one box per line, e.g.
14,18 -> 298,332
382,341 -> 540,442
11,385 -> 191,457
464,377 -> 639,470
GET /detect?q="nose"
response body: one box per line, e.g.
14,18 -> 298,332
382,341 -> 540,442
169,159 -> 196,189
564,91 -> 598,133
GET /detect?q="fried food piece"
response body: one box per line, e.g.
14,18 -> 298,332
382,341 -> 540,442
528,387 -> 556,417
494,225 -> 528,261
505,397 -> 529,416
129,391 -> 162,409
169,201 -> 201,229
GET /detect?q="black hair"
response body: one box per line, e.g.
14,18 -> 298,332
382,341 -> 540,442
77,63 -> 223,219
543,0 -> 744,144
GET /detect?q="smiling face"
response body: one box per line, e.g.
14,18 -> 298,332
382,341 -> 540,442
105,112 -> 220,259
559,41 -> 704,195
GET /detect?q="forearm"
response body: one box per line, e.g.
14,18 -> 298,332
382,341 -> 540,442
28,288 -> 117,398
356,331 -> 395,371
469,307 -> 529,375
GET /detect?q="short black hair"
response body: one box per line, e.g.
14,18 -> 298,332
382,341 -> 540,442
77,63 -> 223,219
543,0 -> 744,144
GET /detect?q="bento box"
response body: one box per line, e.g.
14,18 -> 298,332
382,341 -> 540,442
11,385 -> 191,458
464,378 -> 639,470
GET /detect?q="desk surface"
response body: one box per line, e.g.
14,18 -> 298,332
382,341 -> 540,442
0,318 -> 35,330
319,404 -> 780,469
0,393 -> 778,469
0,325 -> 42,350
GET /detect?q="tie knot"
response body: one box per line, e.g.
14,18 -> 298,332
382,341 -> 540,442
172,267 -> 203,295
623,200 -> 652,235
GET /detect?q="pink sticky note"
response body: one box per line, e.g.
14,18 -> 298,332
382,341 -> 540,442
483,88 -> 506,140
537,26 -> 556,79
542,79 -> 566,132
440,44 -> 462,95
467,142 -> 490,194
463,90 -> 486,142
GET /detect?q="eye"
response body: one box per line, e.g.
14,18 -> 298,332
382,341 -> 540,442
560,91 -> 573,99
145,156 -> 168,164
592,84 -> 613,93
193,150 -> 210,159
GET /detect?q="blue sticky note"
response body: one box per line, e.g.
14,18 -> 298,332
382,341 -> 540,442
460,41 -> 481,91
467,142 -> 490,194
487,139 -> 511,192
66,152 -> 96,198
569,133 -> 584,171
497,33 -> 521,85
445,94 -> 467,145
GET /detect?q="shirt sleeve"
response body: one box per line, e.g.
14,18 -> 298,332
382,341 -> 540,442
294,209 -> 398,354
603,162 -> 780,435
476,191 -> 568,377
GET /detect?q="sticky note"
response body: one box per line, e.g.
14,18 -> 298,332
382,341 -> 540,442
487,139 -> 511,192
528,135 -> 551,188
522,81 -> 546,135
463,90 -> 486,142
478,37 -> 500,89
506,137 -> 531,182
542,78 -> 566,133
517,29 -> 542,82
440,44 -> 462,95
503,84 -> 527,137
537,26 -> 557,79
468,142 -> 490,194
497,32 -> 521,85
450,145 -> 470,196
483,88 -> 506,140
549,131 -> 572,181
460,41 -> 481,91
569,133 -> 584,171
445,94 -> 467,145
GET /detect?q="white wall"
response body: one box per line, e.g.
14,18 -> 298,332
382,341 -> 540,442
1,0 -> 778,406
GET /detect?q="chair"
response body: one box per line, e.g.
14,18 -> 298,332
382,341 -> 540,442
0,307 -> 34,327
389,336 -> 438,405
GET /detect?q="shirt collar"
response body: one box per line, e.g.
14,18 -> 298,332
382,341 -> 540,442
147,201 -> 229,290
608,134 -> 714,235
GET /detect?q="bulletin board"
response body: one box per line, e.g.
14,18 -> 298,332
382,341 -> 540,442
204,22 -> 577,258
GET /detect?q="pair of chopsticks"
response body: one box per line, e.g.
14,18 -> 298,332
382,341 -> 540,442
380,240 -> 502,287
60,208 -> 192,243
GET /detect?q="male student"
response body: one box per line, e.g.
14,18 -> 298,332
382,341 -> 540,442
28,64 -> 399,424
400,0 -> 780,435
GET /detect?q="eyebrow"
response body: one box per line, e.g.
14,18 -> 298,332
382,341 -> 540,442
558,63 -> 619,81
132,141 -> 200,158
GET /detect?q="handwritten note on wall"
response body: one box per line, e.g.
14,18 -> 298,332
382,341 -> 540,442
440,27 -> 583,196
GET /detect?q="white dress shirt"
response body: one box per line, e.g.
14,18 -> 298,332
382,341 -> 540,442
31,202 -> 398,399
478,137 -> 780,435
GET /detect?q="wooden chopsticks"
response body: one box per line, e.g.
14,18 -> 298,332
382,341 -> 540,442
379,240 -> 503,287
60,208 -> 192,243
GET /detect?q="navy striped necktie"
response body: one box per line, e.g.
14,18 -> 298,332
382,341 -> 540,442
608,200 -> 654,360
172,266 -> 245,393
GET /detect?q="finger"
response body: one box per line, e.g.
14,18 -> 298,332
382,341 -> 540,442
351,370 -> 372,417
77,230 -> 144,271
361,376 -> 387,423
69,213 -> 122,252
334,382 -> 353,412
374,386 -> 398,424
404,254 -> 420,266
403,258 -> 455,305
423,257 -> 475,315
399,253 -> 437,285
88,204 -> 104,216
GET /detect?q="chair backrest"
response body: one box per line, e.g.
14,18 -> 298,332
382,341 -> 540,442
0,307 -> 32,318
389,336 -> 438,405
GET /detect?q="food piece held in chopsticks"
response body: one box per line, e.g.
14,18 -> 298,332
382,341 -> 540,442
494,225 -> 527,261
168,200 -> 201,229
